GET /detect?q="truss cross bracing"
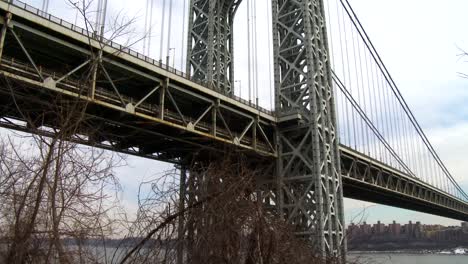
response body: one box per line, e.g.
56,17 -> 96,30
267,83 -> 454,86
271,0 -> 345,259
187,0 -> 242,95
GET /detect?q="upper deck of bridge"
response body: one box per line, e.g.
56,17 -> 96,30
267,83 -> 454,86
0,0 -> 276,121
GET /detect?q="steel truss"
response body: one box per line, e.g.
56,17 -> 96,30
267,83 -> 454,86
341,147 -> 468,220
0,13 -> 276,163
187,0 -> 242,95
271,0 -> 345,260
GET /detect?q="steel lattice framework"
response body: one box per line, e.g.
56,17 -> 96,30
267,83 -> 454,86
2,0 -> 468,263
186,0 -> 242,95
187,0 -> 346,259
271,0 -> 345,259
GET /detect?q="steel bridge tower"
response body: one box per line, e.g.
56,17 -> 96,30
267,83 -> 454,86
187,0 -> 346,260
272,0 -> 345,259
186,0 -> 242,95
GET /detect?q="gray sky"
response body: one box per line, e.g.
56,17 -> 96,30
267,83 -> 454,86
342,0 -> 468,226
18,0 -> 468,226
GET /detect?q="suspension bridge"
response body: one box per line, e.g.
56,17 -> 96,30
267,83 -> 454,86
0,0 -> 466,262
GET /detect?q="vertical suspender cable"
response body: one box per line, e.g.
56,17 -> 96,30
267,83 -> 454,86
363,47 -> 373,156
74,6 -> 79,25
389,87 -> 401,169
349,20 -> 359,154
267,0 -> 273,110
326,1 -> 341,142
415,131 -> 423,181
408,106 -> 417,177
143,0 -> 150,55
42,0 -> 49,13
382,79 -> 391,165
401,107 -> 411,174
336,1 -> 351,149
253,0 -> 259,106
353,19 -> 360,153
400,102 -> 410,175
95,0 -> 102,32
247,0 -> 252,103
375,60 -> 384,162
99,0 -> 103,32
181,0 -> 187,70
431,148 -> 442,189
330,1 -> 347,146
250,0 -> 255,103
100,0 -> 108,37
367,39 -> 378,158
160,0 -> 167,61
167,0 -> 173,66
148,0 -> 154,56
369,55 -> 380,159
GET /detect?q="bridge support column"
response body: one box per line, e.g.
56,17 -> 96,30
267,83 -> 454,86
0,13 -> 11,63
177,165 -> 187,264
186,0 -> 242,95
272,0 -> 345,261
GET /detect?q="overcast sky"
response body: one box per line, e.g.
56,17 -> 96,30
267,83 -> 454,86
18,0 -> 468,226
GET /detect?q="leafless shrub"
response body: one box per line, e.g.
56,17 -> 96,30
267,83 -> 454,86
0,1 -> 139,262
115,155 -> 342,264
0,95 -> 124,263
457,47 -> 468,78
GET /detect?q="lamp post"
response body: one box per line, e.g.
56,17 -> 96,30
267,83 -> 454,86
168,48 -> 175,69
235,80 -> 242,98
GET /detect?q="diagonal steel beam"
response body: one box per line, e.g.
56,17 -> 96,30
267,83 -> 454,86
99,62 -> 126,107
56,59 -> 91,84
9,28 -> 44,81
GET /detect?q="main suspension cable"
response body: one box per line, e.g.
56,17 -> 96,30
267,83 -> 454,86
338,0 -> 468,199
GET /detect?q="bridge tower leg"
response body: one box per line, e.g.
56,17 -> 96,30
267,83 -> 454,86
272,0 -> 346,260
186,0 -> 242,95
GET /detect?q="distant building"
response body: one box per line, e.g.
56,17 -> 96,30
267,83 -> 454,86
414,221 -> 423,239
361,222 -> 372,235
373,221 -> 386,235
348,223 -> 360,238
462,222 -> 468,232
389,220 -> 401,237
404,221 -> 414,238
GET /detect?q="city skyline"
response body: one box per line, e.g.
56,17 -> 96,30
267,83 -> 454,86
347,219 -> 468,250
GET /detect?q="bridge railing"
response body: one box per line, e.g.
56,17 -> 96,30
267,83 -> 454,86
325,0 -> 468,201
1,0 -> 274,116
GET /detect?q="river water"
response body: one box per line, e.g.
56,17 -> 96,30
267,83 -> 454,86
348,253 -> 468,264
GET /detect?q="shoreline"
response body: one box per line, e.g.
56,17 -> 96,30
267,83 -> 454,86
349,250 -> 468,255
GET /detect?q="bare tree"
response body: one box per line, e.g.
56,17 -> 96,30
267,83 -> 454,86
457,48 -> 468,79
0,0 -> 145,262
114,155 -> 343,264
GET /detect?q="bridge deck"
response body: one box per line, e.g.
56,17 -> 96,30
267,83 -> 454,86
0,0 -> 466,221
